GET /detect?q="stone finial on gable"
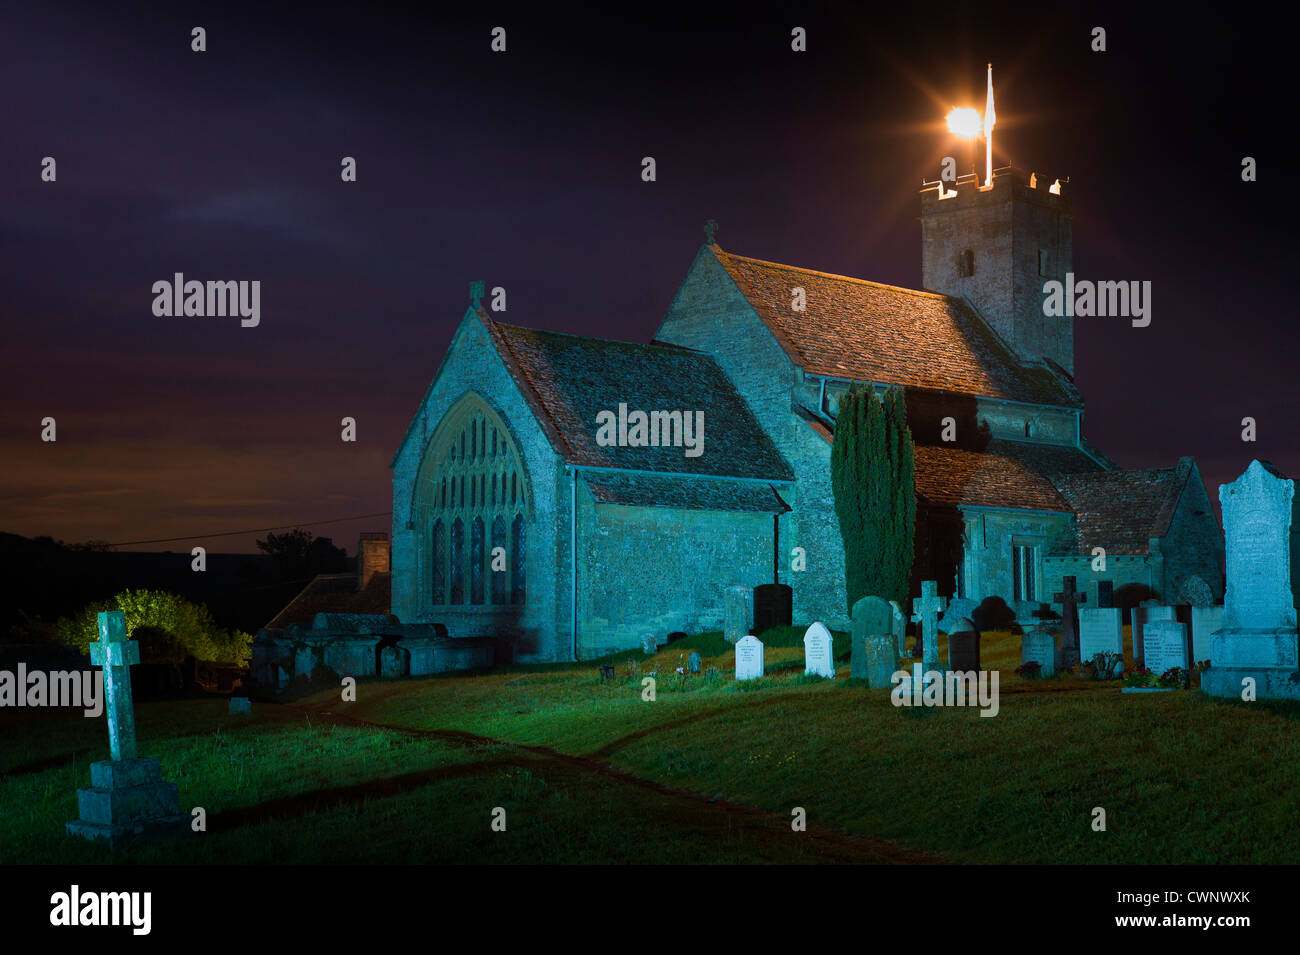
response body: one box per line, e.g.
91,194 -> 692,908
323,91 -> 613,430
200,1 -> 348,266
470,280 -> 485,307
704,219 -> 718,245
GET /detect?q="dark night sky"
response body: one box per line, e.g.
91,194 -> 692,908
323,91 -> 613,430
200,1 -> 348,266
2,1 -> 1291,554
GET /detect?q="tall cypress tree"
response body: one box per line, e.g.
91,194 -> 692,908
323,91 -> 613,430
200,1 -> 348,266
830,385 -> 916,612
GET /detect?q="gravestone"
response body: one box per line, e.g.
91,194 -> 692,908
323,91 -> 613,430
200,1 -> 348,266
228,696 -> 251,715
1096,580 -> 1115,609
1021,628 -> 1056,678
802,622 -> 835,679
852,595 -> 894,677
1203,461 -> 1300,699
889,601 -> 908,659
380,644 -> 410,678
1054,576 -> 1087,669
754,583 -> 793,634
688,651 -> 702,674
641,633 -> 658,656
910,581 -> 947,670
1131,601 -> 1175,668
939,598 -> 978,634
863,635 -> 897,689
734,635 -> 764,681
1078,607 -> 1124,662
947,618 -> 980,674
1177,575 -> 1215,608
66,611 -> 187,849
1189,605 -> 1224,664
723,586 -> 752,645
1144,620 -> 1190,675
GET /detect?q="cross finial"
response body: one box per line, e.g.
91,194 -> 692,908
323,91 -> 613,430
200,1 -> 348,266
469,280 -> 485,307
704,219 -> 718,245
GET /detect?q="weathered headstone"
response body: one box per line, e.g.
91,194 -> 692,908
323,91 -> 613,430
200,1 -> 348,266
380,644 -> 410,678
889,600 -> 908,658
1078,607 -> 1124,662
66,611 -> 187,849
863,635 -> 897,689
641,633 -> 658,656
734,635 -> 764,681
1203,461 -> 1300,699
803,622 -> 835,679
1054,576 -> 1087,669
228,696 -> 251,715
723,586 -> 752,645
852,595 -> 893,677
688,651 -> 702,674
947,618 -> 980,674
1177,575 -> 1215,608
1143,620 -> 1190,675
910,581 -> 947,670
1131,602 -> 1175,669
939,598 -> 978,634
1021,627 -> 1056,678
754,583 -> 793,634
1190,605 -> 1224,664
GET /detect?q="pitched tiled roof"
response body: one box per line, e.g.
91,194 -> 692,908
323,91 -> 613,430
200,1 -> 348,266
803,414 -> 1102,512
1050,459 -> 1194,555
583,472 -> 790,512
487,318 -> 793,482
265,572 -> 392,630
712,246 -> 1083,409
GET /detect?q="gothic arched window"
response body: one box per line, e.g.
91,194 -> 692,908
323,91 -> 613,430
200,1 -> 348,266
414,394 -> 531,611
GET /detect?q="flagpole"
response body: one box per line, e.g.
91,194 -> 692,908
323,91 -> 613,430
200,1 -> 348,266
984,63 -> 995,187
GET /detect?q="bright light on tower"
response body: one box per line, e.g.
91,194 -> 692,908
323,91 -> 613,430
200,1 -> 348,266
945,107 -> 981,139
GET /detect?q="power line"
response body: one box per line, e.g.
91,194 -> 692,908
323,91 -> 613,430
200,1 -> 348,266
105,512 -> 392,547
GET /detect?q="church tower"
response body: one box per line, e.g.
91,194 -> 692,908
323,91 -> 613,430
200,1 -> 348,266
919,166 -> 1075,377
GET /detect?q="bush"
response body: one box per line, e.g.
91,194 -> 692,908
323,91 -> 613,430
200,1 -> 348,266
57,589 -> 253,665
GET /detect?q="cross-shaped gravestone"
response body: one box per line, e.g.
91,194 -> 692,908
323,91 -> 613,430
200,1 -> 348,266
469,280 -> 485,307
910,580 -> 946,668
88,610 -> 141,761
1054,576 -> 1088,667
704,219 -> 718,245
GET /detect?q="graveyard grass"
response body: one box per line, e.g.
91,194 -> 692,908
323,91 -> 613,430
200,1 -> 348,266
5,626 -> 1300,864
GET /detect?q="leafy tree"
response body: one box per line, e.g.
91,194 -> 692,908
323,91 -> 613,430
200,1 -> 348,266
58,589 -> 252,665
830,385 -> 916,611
256,528 -> 347,582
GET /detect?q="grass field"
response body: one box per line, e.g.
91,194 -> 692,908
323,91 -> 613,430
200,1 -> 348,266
3,626 -> 1297,864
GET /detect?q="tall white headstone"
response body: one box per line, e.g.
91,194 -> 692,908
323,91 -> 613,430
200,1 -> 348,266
1143,620 -> 1189,674
1078,607 -> 1123,661
734,635 -> 764,681
803,623 -> 835,679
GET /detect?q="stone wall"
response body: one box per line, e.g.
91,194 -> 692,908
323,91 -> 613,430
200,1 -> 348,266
961,507 -> 1075,603
574,480 -> 772,657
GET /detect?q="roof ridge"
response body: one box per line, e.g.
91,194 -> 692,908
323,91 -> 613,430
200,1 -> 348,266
718,248 -> 953,300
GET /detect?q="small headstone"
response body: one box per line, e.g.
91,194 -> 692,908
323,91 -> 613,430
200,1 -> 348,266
802,622 -> 835,679
939,598 -> 978,634
1131,602 -> 1175,669
947,618 -> 980,674
641,633 -> 658,656
863,635 -> 897,689
723,586 -> 752,644
1021,628 -> 1056,678
1144,620 -> 1190,675
228,696 -> 251,715
889,600 -> 908,658
734,635 -> 764,681
599,664 -> 615,682
852,595 -> 893,677
754,583 -> 793,634
1078,607 -> 1124,661
688,651 -> 702,674
1176,575 -> 1215,608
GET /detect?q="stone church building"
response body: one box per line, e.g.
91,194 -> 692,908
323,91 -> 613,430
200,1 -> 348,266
390,166 -> 1224,662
